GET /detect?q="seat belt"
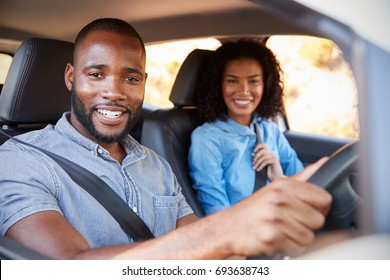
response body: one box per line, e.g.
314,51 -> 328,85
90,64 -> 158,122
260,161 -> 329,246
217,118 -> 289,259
0,131 -> 154,241
253,123 -> 268,192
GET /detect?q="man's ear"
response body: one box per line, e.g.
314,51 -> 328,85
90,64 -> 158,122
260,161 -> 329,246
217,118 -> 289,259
64,63 -> 74,91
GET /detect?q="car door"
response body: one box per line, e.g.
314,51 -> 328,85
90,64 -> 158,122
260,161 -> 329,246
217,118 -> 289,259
285,130 -> 350,166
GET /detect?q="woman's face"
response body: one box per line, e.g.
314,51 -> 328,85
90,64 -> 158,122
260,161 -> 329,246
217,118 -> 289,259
221,58 -> 264,126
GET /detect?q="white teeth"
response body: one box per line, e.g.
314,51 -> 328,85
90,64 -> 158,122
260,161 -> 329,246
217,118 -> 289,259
97,109 -> 123,118
234,100 -> 251,105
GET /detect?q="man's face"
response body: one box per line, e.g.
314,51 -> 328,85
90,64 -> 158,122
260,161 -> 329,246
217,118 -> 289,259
70,85 -> 141,143
65,30 -> 147,144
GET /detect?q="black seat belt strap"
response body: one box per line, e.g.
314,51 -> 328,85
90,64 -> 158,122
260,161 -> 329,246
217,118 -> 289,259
1,131 -> 154,241
253,123 -> 268,192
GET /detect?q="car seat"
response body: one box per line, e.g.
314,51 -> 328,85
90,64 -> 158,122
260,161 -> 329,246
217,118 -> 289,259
0,38 -> 73,144
141,49 -> 213,217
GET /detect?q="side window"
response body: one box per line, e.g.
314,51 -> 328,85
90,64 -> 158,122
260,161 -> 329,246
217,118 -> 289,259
267,36 -> 359,140
0,53 -> 13,92
145,38 -> 221,108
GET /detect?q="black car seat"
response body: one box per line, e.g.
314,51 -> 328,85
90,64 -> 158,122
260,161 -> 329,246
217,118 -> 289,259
141,49 -> 213,217
0,38 -> 73,144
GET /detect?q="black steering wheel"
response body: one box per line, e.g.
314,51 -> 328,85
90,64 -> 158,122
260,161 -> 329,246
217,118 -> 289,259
308,141 -> 361,231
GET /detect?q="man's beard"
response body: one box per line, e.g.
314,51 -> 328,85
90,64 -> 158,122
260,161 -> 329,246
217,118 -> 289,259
70,86 -> 142,144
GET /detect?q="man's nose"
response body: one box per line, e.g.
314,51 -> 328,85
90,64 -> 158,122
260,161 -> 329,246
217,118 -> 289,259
101,77 -> 126,100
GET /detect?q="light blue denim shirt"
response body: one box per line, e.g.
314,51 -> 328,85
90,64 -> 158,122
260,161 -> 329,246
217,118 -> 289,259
188,116 -> 303,215
0,112 -> 192,247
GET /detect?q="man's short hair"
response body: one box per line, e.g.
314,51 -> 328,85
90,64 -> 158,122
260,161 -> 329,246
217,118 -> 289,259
74,18 -> 145,52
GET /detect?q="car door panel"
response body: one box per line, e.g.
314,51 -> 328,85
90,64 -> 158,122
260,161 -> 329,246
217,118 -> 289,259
284,130 -> 351,166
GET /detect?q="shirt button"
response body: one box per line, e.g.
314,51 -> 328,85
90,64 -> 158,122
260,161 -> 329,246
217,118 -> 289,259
97,148 -> 103,154
132,207 -> 137,213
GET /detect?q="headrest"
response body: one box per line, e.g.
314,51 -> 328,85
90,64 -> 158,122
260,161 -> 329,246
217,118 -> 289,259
169,49 -> 214,107
0,38 -> 73,125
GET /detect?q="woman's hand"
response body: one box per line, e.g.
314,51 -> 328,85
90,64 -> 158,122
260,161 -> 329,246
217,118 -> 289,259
252,143 -> 285,181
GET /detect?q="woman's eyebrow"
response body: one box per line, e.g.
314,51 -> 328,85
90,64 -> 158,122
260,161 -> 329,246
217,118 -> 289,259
224,74 -> 261,78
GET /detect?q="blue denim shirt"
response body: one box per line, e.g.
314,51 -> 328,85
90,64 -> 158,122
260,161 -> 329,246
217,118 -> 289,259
0,113 -> 192,247
188,117 -> 303,215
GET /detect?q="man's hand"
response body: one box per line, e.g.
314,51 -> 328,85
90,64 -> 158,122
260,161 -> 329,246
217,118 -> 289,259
217,157 -> 331,257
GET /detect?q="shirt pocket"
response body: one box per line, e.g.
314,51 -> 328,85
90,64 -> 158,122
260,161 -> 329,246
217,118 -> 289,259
152,193 -> 180,237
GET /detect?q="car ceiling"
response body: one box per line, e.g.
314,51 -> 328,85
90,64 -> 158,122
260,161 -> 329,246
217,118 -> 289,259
0,0 -> 317,49
2,0 -> 390,236
1,0 -> 389,51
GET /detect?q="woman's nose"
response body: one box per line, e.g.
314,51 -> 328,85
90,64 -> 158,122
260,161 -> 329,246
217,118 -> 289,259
240,81 -> 250,94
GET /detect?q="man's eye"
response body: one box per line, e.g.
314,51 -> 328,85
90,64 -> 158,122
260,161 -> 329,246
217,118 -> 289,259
125,76 -> 141,82
89,73 -> 103,78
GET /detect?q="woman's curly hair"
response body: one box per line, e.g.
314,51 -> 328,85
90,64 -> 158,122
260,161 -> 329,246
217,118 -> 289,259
197,38 -> 285,123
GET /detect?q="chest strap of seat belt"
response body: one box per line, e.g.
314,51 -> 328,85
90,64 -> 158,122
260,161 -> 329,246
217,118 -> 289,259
1,131 -> 154,241
253,123 -> 268,193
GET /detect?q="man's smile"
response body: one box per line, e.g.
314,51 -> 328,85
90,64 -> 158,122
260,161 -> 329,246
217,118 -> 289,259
97,109 -> 124,118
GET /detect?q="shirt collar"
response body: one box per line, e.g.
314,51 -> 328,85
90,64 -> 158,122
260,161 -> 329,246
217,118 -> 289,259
214,115 -> 263,136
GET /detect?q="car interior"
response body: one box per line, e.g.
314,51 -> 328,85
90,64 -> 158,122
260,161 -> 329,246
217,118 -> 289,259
0,16 -> 363,256
1,0 -> 389,261
0,35 -> 360,260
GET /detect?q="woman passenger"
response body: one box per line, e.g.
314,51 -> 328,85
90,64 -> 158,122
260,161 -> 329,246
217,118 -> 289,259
188,39 -> 303,215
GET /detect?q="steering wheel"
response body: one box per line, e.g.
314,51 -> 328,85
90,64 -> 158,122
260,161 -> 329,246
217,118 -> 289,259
308,141 -> 361,231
